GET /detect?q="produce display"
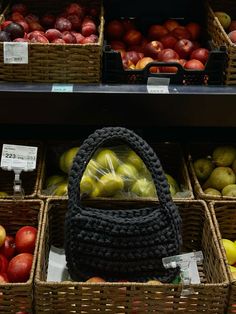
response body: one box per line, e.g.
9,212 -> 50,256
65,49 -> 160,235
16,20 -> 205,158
0,224 -> 37,283
193,145 -> 236,197
106,17 -> 209,72
0,2 -> 100,44
214,11 -> 236,44
43,145 -> 182,198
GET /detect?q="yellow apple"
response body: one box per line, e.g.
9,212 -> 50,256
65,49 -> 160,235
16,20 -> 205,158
0,225 -> 6,247
98,173 -> 124,197
126,150 -> 145,171
116,163 -> 139,188
80,175 -> 96,196
131,178 -> 156,198
222,238 -> 236,265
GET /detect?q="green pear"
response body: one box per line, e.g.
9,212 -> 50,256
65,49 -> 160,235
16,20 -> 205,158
215,12 -> 231,29
59,147 -> 79,174
165,173 -> 180,196
98,173 -> 124,197
213,145 -> 236,167
95,149 -> 120,171
52,181 -> 68,196
45,175 -> 66,188
222,184 -> 236,197
204,188 -> 221,196
232,160 -> 236,175
116,163 -> 139,188
193,158 -> 214,181
126,150 -> 145,171
80,175 -> 96,196
203,167 -> 236,191
131,178 -> 156,198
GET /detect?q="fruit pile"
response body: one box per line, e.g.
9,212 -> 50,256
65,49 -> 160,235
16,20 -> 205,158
193,145 -> 236,197
0,224 -> 37,283
0,2 -> 100,44
221,238 -> 236,279
44,145 -> 181,198
214,11 -> 236,44
106,18 -> 209,72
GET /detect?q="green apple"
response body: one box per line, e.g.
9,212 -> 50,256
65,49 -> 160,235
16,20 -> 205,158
95,149 -> 120,171
84,159 -> 99,177
98,173 -> 124,197
52,181 -> 68,196
126,150 -> 145,171
59,146 -> 80,174
116,163 -> 139,188
45,175 -> 66,188
80,175 -> 96,196
131,178 -> 156,198
193,158 -> 214,181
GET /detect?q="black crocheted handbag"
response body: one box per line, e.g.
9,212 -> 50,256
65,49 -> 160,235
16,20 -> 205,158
65,127 -> 182,282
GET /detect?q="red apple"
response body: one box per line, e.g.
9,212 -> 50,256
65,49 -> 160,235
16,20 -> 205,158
136,57 -> 159,73
179,59 -> 187,67
158,48 -> 179,61
41,14 -> 56,28
11,3 -> 27,16
0,272 -> 8,283
30,34 -> 49,43
186,22 -> 201,41
184,59 -> 205,70
106,20 -> 125,40
13,38 -> 29,42
27,31 -> 44,40
160,34 -> 178,48
17,20 -> 29,33
11,12 -> 24,22
71,32 -> 84,43
174,39 -> 195,59
55,17 -> 72,32
190,48 -> 209,64
163,19 -> 180,32
148,24 -> 168,40
122,18 -> 136,31
123,29 -> 142,46
66,3 -> 85,19
45,29 -> 62,42
110,40 -> 126,50
62,31 -> 76,43
0,235 -> 16,260
67,14 -> 82,30
171,26 -> 192,40
51,38 -> 66,44
228,30 -> 236,44
81,34 -> 98,44
144,41 -> 163,58
0,254 -> 8,273
28,21 -> 44,32
160,58 -> 180,73
126,51 -> 143,65
25,14 -> 39,24
229,21 -> 236,32
81,17 -> 96,37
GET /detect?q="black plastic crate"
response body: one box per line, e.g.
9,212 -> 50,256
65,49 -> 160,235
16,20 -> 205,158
102,0 -> 227,85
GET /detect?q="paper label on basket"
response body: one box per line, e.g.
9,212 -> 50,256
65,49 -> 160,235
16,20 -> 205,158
52,84 -> 74,92
1,144 -> 38,171
47,246 -> 70,282
147,77 -> 170,94
3,42 -> 28,64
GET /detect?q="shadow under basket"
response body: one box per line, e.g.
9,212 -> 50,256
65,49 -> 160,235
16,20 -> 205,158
0,199 -> 44,314
0,140 -> 42,198
37,141 -> 194,201
209,201 -> 236,314
35,198 -> 228,314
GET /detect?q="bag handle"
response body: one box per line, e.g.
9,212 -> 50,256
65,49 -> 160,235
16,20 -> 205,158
68,127 -> 173,207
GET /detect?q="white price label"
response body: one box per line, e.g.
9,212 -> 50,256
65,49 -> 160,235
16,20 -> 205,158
147,85 -> 169,94
1,144 -> 38,171
52,84 -> 73,92
4,42 -> 28,64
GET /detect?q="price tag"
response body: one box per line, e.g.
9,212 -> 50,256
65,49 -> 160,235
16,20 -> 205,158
4,42 -> 28,64
1,144 -> 38,171
147,77 -> 170,94
52,84 -> 74,93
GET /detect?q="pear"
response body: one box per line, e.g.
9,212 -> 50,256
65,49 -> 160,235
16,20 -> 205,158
98,173 -> 124,197
80,175 -> 96,196
95,149 -> 120,171
203,167 -> 236,191
229,266 -> 236,280
212,145 -> 236,167
232,160 -> 236,175
126,150 -> 145,171
222,239 -> 236,265
0,192 -> 8,198
215,12 -> 231,29
165,173 -> 180,196
193,158 -> 214,181
204,188 -> 221,196
222,184 -> 236,197
45,175 -> 66,188
52,181 -> 68,196
116,163 -> 139,188
131,178 -> 156,198
59,147 -> 79,174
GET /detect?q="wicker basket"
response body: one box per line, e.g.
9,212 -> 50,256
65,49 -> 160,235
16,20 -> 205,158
34,198 -> 228,313
0,199 -> 44,313
0,140 -> 42,198
188,142 -> 236,201
209,201 -> 236,314
37,141 -> 194,201
208,0 -> 236,85
0,0 -> 104,83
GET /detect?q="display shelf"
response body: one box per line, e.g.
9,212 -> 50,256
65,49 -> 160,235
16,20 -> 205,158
0,82 -> 236,128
